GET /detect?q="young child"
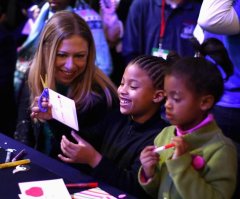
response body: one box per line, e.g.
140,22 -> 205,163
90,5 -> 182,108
139,57 -> 237,199
57,55 -> 170,198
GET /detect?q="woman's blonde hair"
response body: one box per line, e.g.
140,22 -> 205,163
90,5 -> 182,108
28,11 -> 117,111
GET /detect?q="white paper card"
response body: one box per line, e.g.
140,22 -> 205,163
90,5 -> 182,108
18,178 -> 71,199
48,89 -> 79,131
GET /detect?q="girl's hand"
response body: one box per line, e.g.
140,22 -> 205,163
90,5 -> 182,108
58,131 -> 102,168
171,136 -> 189,159
140,146 -> 159,179
31,96 -> 52,121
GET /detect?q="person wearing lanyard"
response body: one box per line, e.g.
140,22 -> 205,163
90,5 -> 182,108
122,0 -> 201,64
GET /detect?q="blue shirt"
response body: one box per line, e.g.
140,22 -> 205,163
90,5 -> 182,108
122,0 -> 201,62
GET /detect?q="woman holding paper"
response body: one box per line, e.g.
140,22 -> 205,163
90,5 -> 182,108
14,11 -> 118,155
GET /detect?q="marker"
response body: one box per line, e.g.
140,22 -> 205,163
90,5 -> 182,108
0,159 -> 31,169
11,149 -> 27,162
153,143 -> 175,153
66,182 -> 98,188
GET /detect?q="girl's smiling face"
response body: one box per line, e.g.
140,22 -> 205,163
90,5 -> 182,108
164,75 -> 206,131
118,64 -> 162,123
55,35 -> 88,85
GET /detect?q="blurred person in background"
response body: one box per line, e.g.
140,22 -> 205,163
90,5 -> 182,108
21,4 -> 41,36
122,0 -> 201,64
0,0 -> 17,137
196,0 -> 240,198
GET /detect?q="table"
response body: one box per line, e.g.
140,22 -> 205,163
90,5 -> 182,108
0,133 -> 137,198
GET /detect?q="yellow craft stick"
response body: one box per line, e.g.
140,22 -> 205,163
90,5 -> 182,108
0,159 -> 31,169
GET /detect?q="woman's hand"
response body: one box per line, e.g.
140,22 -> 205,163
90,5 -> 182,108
171,136 -> 189,159
140,146 -> 159,179
30,96 -> 52,121
58,131 -> 102,168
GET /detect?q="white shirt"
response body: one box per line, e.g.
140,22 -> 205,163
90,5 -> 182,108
197,0 -> 240,35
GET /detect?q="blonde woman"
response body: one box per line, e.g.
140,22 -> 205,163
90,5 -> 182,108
14,11 -> 118,155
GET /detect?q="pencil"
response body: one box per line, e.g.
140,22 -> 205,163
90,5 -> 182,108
0,159 -> 31,169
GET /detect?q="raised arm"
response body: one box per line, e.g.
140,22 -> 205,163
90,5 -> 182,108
198,0 -> 240,34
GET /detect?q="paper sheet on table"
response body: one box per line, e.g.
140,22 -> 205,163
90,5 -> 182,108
18,178 -> 71,199
73,187 -> 117,199
48,89 -> 79,131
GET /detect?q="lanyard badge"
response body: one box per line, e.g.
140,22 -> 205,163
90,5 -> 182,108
152,0 -> 169,59
38,75 -> 49,112
152,45 -> 169,60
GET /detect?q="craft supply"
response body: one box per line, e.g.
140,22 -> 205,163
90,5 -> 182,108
5,148 -> 16,162
66,182 -> 98,188
153,143 -> 175,153
118,194 -> 127,198
38,75 -> 49,112
0,159 -> 30,169
12,149 -> 27,162
13,165 -> 30,174
73,187 -> 117,199
18,179 -> 71,199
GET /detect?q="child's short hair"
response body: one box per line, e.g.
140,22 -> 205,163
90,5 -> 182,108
128,55 -> 170,90
166,57 -> 224,104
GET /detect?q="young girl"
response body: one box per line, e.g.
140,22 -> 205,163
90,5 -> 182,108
139,57 -> 237,199
57,55 -> 170,198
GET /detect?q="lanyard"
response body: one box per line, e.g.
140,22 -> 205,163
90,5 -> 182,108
159,0 -> 166,49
